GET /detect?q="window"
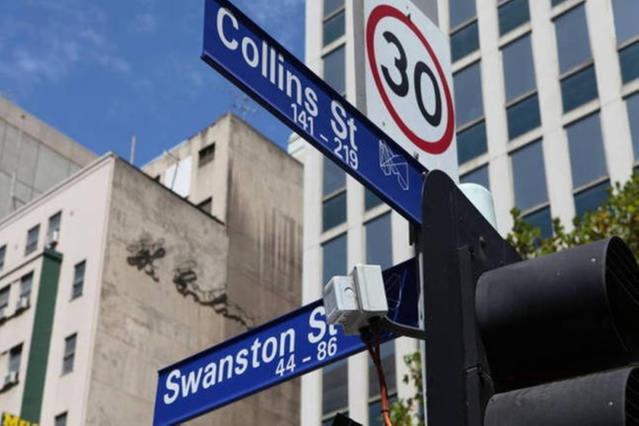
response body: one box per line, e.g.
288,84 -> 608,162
20,272 -> 33,299
567,114 -> 607,189
72,261 -> 86,299
197,197 -> 212,214
551,0 -> 568,6
365,213 -> 393,270
506,96 -> 541,139
556,5 -> 591,74
502,35 -> 540,139
8,344 -> 21,374
322,359 -> 348,421
364,189 -> 383,211
54,412 -> 67,426
574,180 -> 610,217
454,61 -> 487,164
0,286 -> 8,312
554,4 -> 598,113
461,165 -> 490,189
451,21 -> 480,62
62,333 -> 77,374
323,0 -> 345,46
198,143 -> 215,168
47,211 -> 61,244
25,224 -> 40,255
449,0 -> 479,62
626,93 -> 639,162
613,0 -> 639,84
511,141 -> 552,237
511,141 -> 548,212
524,207 -> 553,238
322,159 -> 347,231
322,193 -> 347,231
619,43 -> 639,84
324,158 -> 346,196
457,121 -> 488,164
0,245 -> 5,271
502,35 -> 536,101
614,0 -> 639,85
561,66 -> 599,113
613,0 -> 639,45
322,234 -> 347,284
454,62 -> 484,128
566,113 -> 609,215
498,0 -> 530,36
324,0 -> 343,17
323,46 -> 346,95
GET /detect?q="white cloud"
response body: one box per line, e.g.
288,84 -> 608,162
79,28 -> 107,47
235,0 -> 305,51
132,13 -> 157,34
0,2 -> 132,93
97,55 -> 132,74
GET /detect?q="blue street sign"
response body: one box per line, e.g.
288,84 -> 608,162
153,258 -> 418,425
201,0 -> 427,225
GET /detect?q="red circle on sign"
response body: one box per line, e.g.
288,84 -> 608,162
366,5 -> 455,155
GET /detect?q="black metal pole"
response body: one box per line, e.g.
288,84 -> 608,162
420,170 -> 519,425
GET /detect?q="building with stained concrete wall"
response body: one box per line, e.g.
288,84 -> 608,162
0,113 -> 303,425
0,96 -> 96,219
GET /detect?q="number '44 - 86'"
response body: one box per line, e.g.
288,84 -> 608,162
275,354 -> 296,377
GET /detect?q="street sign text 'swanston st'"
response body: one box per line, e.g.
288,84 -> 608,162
201,0 -> 427,225
154,260 -> 418,424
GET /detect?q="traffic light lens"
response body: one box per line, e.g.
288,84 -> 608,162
476,237 -> 639,391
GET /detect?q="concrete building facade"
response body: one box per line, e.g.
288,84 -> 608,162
0,114 -> 303,425
0,96 -> 96,219
291,0 -> 639,425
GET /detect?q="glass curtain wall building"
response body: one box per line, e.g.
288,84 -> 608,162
451,0 -> 639,232
290,0 -> 639,424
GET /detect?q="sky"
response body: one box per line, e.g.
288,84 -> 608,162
0,0 -> 305,166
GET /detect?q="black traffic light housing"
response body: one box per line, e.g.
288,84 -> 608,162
420,170 -> 639,426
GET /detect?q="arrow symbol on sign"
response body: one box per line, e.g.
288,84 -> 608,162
379,140 -> 409,191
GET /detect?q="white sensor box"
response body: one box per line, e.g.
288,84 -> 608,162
322,264 -> 388,335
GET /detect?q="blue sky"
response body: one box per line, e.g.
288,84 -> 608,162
0,0 -> 305,166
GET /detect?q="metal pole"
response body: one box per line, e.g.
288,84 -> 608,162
414,3 -> 440,423
130,135 -> 137,164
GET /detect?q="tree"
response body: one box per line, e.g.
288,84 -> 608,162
507,173 -> 639,260
390,173 -> 639,424
389,352 -> 425,426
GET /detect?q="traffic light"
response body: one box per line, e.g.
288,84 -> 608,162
419,170 -> 639,426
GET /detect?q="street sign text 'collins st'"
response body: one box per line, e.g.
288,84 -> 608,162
201,0 -> 427,225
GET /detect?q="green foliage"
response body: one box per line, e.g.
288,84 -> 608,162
507,173 -> 639,260
389,352 -> 425,426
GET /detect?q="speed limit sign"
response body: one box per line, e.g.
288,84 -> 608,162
365,0 -> 458,180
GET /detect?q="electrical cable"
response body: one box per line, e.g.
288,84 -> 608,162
379,316 -> 426,340
364,325 -> 393,426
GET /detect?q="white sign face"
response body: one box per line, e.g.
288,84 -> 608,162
365,0 -> 458,181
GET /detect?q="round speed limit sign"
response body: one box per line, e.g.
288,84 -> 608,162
365,1 -> 457,178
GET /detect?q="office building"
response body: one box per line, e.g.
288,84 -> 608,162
0,114 -> 303,425
0,96 -> 96,219
291,0 -> 639,424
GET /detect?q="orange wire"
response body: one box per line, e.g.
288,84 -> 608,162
365,328 -> 393,426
